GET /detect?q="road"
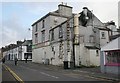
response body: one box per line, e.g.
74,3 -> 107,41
2,61 -> 115,82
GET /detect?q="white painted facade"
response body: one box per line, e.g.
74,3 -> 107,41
3,40 -> 32,61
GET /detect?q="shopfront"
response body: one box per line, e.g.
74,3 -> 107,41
101,37 -> 120,75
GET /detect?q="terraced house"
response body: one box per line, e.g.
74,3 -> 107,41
2,40 -> 32,61
32,3 -> 118,68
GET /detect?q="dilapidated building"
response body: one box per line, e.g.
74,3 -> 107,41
32,3 -> 117,68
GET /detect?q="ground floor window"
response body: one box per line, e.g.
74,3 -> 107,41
104,50 -> 120,66
24,53 -> 32,59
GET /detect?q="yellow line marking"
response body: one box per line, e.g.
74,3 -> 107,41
3,64 -> 24,83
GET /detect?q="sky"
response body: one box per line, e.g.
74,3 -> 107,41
118,1 -> 120,27
0,0 -> 120,48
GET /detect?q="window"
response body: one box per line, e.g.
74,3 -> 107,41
96,50 -> 99,56
24,53 -> 32,59
59,26 -> 63,38
54,18 -> 58,25
35,33 -> 38,43
80,36 -> 84,44
35,23 -> 38,32
42,20 -> 45,28
41,30 -> 45,42
101,32 -> 105,39
51,30 -> 54,41
27,45 -> 32,52
89,35 -> 94,43
105,51 -> 120,66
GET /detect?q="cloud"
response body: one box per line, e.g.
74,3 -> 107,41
69,2 -> 118,26
1,1 -> 119,48
2,14 -> 31,47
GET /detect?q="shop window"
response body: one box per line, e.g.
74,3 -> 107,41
105,51 -> 120,66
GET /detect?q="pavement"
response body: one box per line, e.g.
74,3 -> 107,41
2,60 -> 120,82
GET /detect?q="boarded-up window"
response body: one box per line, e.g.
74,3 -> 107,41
80,35 -> 84,44
89,35 -> 94,43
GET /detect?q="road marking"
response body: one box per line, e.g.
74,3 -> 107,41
3,64 -> 24,83
40,72 -> 59,79
20,65 -> 59,79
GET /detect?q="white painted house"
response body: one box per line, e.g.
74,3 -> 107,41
32,3 -> 116,68
2,40 -> 32,61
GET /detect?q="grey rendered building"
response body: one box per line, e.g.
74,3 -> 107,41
32,3 -> 114,68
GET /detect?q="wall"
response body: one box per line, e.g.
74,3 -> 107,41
89,49 -> 100,66
32,40 -> 72,66
22,46 -> 27,60
78,44 -> 90,66
0,49 -> 2,59
99,30 -> 109,47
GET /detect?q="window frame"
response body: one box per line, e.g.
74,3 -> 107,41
35,33 -> 38,43
35,23 -> 38,32
42,20 -> 45,28
59,26 -> 63,38
101,32 -> 106,39
41,30 -> 45,42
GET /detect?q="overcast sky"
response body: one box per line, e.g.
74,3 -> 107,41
0,0 -> 119,48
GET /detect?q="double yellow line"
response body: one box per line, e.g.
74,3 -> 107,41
3,64 -> 24,83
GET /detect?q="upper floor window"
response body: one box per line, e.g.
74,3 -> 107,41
51,29 -> 54,41
59,26 -> 63,38
41,30 -> 45,42
80,35 -> 84,44
89,35 -> 94,43
35,33 -> 38,43
35,23 -> 38,32
42,20 -> 45,28
101,32 -> 105,39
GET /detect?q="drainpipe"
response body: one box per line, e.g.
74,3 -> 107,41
72,14 -> 80,68
74,14 -> 80,44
